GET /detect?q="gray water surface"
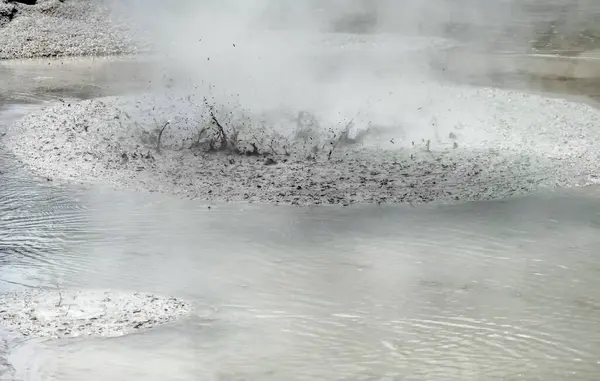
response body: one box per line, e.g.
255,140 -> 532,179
3,151 -> 600,380
2,55 -> 600,380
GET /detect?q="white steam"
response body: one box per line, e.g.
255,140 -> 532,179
109,0 -> 598,144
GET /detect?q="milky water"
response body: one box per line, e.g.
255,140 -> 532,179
2,49 -> 600,380
3,145 -> 600,380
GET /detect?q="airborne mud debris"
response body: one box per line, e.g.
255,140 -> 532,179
5,85 -> 600,206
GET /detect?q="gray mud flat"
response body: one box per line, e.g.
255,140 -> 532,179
0,0 -> 148,59
0,289 -> 190,339
5,85 -> 600,205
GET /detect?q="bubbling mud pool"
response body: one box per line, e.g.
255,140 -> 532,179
1,45 -> 600,380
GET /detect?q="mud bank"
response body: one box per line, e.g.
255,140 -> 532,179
5,84 -> 600,205
0,0 -> 147,59
0,289 -> 190,339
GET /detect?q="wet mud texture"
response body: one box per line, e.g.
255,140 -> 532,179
0,0 -> 148,59
0,289 -> 190,339
5,88 -> 600,206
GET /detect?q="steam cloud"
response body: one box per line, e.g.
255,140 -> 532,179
109,0 -> 600,138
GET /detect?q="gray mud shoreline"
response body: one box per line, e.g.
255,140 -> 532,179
0,0 -> 148,60
0,289 -> 191,339
5,86 -> 600,206
0,288 -> 191,380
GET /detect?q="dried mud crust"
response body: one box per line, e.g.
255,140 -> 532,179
0,289 -> 191,339
5,87 -> 600,205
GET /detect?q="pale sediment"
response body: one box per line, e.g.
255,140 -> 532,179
0,289 -> 191,339
0,0 -> 149,60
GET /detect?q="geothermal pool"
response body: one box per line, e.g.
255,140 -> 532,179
1,43 -> 600,380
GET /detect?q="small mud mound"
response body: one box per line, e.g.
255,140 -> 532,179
0,289 -> 191,339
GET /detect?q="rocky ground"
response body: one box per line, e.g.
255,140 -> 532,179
0,289 -> 191,339
5,85 -> 600,206
0,0 -> 148,59
1,0 -> 599,60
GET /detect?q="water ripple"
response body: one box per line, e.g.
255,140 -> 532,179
2,122 -> 600,379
